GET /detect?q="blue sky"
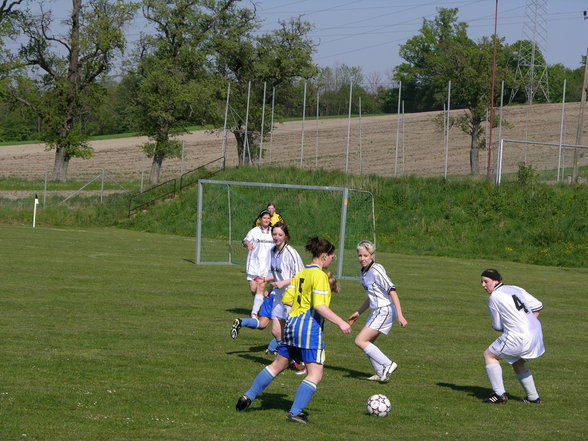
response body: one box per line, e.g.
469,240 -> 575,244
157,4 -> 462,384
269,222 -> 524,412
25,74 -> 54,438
255,0 -> 587,75
36,0 -> 588,77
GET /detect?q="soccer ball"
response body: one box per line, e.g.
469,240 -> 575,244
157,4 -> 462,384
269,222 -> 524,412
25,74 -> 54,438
366,393 -> 391,417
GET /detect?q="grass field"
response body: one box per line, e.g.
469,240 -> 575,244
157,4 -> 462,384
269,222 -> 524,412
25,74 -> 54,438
1,224 -> 587,441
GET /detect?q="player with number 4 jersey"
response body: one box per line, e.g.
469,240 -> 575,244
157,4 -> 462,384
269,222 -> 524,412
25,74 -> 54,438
481,269 -> 545,405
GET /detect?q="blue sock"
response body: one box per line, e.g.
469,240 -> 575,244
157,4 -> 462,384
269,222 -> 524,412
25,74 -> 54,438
289,380 -> 317,416
245,367 -> 276,401
241,318 -> 260,329
267,338 -> 279,352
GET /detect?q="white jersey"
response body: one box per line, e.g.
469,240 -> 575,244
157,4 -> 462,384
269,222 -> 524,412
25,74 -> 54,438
243,226 -> 273,277
488,283 -> 545,361
360,262 -> 396,310
270,243 -> 303,320
270,244 -> 304,293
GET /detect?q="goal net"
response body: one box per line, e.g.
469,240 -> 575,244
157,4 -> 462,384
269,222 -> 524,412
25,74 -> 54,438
195,179 -> 376,279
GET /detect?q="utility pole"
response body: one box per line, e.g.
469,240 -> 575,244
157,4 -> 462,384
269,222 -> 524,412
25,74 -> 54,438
572,10 -> 588,182
572,46 -> 588,182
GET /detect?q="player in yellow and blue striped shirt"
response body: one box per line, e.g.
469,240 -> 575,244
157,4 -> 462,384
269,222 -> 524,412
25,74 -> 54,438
235,236 -> 351,424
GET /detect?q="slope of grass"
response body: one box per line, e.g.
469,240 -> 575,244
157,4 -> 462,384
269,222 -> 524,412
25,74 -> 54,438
1,166 -> 587,267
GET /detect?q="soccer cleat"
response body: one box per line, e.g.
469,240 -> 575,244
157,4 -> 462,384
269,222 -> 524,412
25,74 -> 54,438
484,392 -> 509,404
367,374 -> 381,381
230,319 -> 242,339
286,412 -> 312,424
288,361 -> 301,372
236,395 -> 251,412
251,312 -> 258,319
523,396 -> 542,404
295,364 -> 307,375
380,362 -> 398,383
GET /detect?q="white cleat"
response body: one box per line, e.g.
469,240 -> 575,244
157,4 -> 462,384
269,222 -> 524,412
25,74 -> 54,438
380,362 -> 398,383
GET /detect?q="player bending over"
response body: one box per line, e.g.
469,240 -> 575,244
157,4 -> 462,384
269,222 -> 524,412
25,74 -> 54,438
480,269 -> 545,404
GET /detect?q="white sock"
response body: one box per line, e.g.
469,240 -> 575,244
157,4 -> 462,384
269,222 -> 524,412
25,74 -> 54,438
251,294 -> 264,316
363,343 -> 392,369
485,363 -> 505,395
516,370 -> 539,400
366,355 -> 383,376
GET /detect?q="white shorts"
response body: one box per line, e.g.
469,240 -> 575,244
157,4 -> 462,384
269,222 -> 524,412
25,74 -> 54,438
365,305 -> 396,336
488,331 -> 545,365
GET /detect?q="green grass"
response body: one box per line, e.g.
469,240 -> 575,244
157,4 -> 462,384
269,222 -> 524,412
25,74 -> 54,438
1,224 -> 586,440
2,166 -> 587,268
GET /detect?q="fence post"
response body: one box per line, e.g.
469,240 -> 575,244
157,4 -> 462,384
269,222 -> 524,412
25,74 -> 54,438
300,81 -> 307,169
345,81 -> 353,174
100,169 -> 105,203
43,165 -> 48,207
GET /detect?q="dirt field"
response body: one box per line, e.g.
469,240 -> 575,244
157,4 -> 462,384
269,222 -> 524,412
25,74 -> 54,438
0,102 -> 586,185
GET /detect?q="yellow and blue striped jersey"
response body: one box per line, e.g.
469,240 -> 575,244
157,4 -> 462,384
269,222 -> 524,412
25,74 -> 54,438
282,265 -> 332,349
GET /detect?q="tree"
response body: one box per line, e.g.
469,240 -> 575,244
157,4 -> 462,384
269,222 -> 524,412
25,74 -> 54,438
395,8 -> 513,174
130,0 -> 251,183
12,0 -> 137,181
214,16 -> 317,163
314,64 -> 364,116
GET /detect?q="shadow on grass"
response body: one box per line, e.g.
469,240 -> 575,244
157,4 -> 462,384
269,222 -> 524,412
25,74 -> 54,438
256,393 -> 292,412
225,308 -> 251,316
437,382 -> 491,400
437,382 -> 523,402
227,349 -> 369,380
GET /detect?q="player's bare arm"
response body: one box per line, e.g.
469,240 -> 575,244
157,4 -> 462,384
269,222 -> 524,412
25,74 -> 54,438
348,298 -> 370,325
389,289 -> 408,327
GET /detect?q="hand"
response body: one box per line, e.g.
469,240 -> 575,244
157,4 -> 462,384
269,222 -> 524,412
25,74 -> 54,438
339,322 -> 352,334
348,312 -> 360,325
272,280 -> 288,290
398,316 -> 408,328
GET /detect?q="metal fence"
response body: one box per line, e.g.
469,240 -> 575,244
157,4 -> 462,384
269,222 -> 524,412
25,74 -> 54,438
1,102 -> 586,186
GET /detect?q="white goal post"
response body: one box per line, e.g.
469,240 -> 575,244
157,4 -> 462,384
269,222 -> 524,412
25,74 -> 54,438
195,179 -> 376,279
496,138 -> 588,184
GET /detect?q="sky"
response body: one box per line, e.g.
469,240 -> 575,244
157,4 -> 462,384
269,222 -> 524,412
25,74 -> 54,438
254,0 -> 587,76
30,0 -> 588,78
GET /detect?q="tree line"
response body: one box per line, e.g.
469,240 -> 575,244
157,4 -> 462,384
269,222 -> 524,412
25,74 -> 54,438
0,2 -> 585,182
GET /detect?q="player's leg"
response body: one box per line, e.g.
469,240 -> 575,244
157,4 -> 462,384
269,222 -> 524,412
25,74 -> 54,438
287,350 -> 324,424
250,279 -> 265,318
355,326 -> 395,381
236,354 -> 290,411
230,316 -> 270,339
483,348 -> 508,404
513,359 -> 541,403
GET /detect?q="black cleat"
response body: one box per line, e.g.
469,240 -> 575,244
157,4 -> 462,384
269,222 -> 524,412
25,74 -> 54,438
484,392 -> 508,404
523,396 -> 542,404
286,412 -> 312,424
236,395 -> 251,411
231,319 -> 242,339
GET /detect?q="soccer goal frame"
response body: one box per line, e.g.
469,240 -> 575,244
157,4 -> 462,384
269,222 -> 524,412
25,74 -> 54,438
195,179 -> 376,279
496,138 -> 588,184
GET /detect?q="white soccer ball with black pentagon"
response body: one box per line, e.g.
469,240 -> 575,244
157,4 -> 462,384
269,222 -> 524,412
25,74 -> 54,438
366,393 -> 391,417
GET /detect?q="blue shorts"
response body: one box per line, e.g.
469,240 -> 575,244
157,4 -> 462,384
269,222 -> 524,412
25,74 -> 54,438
277,343 -> 325,364
259,292 -> 275,318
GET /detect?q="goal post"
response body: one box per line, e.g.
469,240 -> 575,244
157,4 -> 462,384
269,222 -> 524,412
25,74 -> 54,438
195,179 -> 376,279
496,138 -> 588,184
